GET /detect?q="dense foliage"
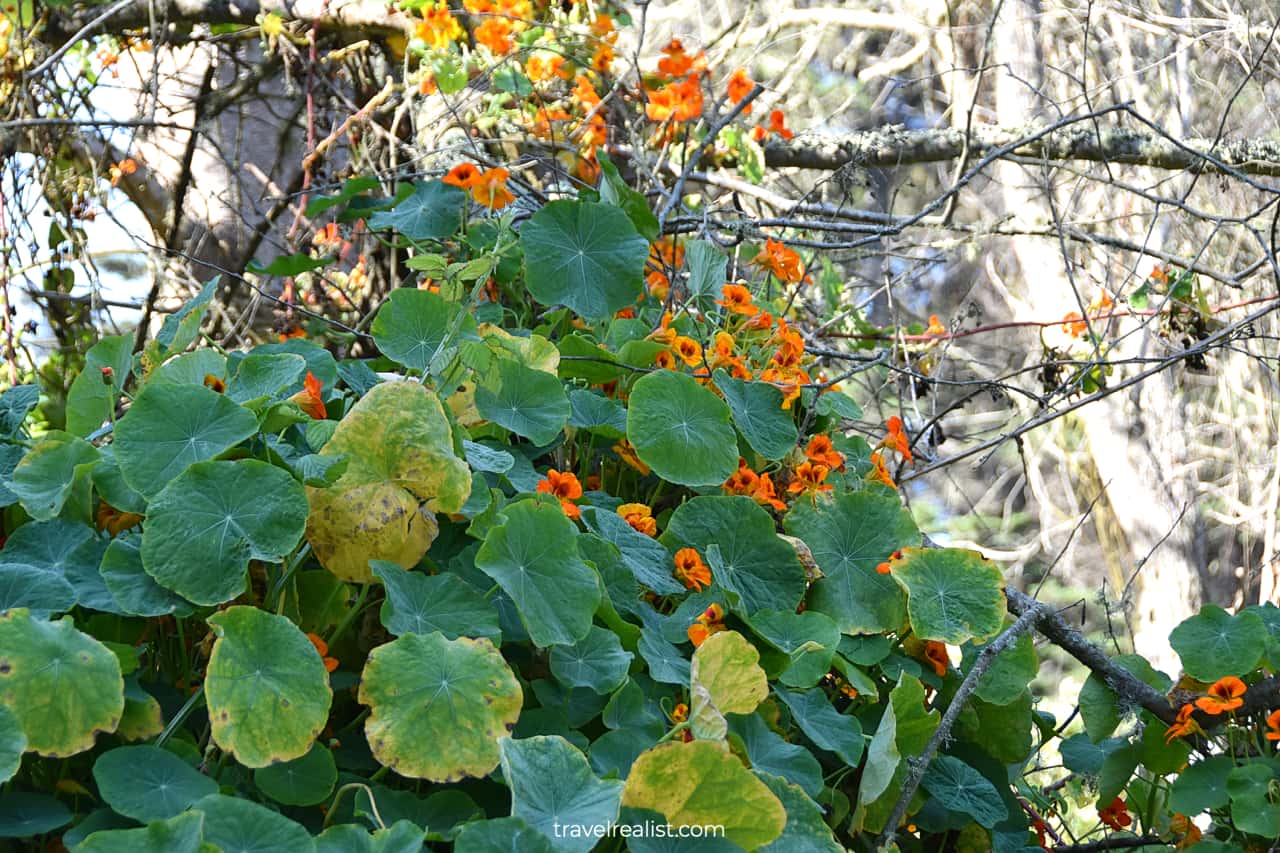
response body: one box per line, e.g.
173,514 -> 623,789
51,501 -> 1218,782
3,2 -> 1280,852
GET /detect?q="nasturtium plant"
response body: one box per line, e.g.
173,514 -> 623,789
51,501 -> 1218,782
1,20 -> 1272,849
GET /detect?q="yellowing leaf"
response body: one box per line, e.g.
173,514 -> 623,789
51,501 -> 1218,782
306,382 -> 469,582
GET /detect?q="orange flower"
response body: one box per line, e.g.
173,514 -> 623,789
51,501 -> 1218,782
877,416 -> 913,463
726,68 -> 754,114
645,76 -> 703,123
612,440 -> 651,476
96,501 -> 143,536
526,54 -> 566,84
758,365 -> 808,410
203,373 -> 226,394
474,18 -> 514,54
805,434 -> 845,470
306,632 -> 340,673
688,602 -> 725,646
291,372 -> 326,420
536,468 -> 583,520
572,75 -> 602,109
1267,709 -> 1280,741
471,167 -> 516,210
674,547 -> 711,591
1169,813 -> 1201,848
109,158 -> 137,187
751,471 -> 787,511
1165,703 -> 1203,744
654,349 -> 678,371
723,457 -> 760,496
922,641 -> 949,677
591,42 -> 615,72
670,702 -> 689,723
766,109 -> 794,140
673,336 -> 703,367
716,283 -> 760,316
788,461 -> 832,495
656,38 -> 705,79
1062,311 -> 1087,338
744,311 -> 774,331
443,162 -> 482,188
876,550 -> 903,575
415,2 -> 463,49
925,314 -> 946,337
867,451 -> 895,489
618,503 -> 657,536
1195,676 -> 1246,715
1149,265 -> 1170,285
1097,797 -> 1132,831
752,238 -> 805,283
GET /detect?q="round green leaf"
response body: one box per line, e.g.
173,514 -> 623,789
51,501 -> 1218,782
474,500 -> 601,648
1228,763 -> 1280,838
727,713 -> 823,799
783,491 -> 919,634
889,547 -> 1005,644
453,817 -> 556,853
691,630 -> 768,716
774,687 -> 864,767
93,745 -> 218,822
474,359 -> 571,446
746,609 -> 839,688
662,496 -> 806,614
141,460 -> 309,605
0,609 -> 123,757
194,793 -> 314,853
359,632 -> 522,781
757,773 -> 842,853
227,352 -> 307,404
550,626 -> 633,695
0,792 -> 72,838
0,705 -> 24,783
1169,604 -> 1267,682
369,180 -> 466,241
1169,755 -> 1233,814
712,371 -> 798,461
101,534 -> 194,618
75,811 -> 205,853
114,383 -> 259,497
205,606 -> 333,768
520,200 -> 648,321
627,371 -> 739,488
0,563 -> 76,615
306,381 -> 470,583
581,507 -> 685,595
499,735 -> 624,853
372,288 -> 477,373
149,349 -> 226,387
920,755 -> 1007,828
621,740 -> 786,850
962,628 -> 1039,706
1078,654 -> 1169,742
254,742 -> 337,806
66,334 -> 134,437
371,561 -> 500,641
9,431 -> 100,521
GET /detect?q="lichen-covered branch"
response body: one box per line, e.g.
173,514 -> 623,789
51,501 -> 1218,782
765,124 -> 1280,177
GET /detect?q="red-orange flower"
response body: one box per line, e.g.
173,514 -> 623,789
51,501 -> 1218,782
109,158 -> 137,187
291,371 -> 326,420
688,602 -> 725,646
805,434 -> 845,470
536,468 -> 583,520
726,68 -> 754,114
1097,797 -> 1132,831
443,162 -> 482,188
654,349 -> 677,371
1195,676 -> 1246,715
716,283 -> 760,316
788,461 -> 832,495
926,314 -> 946,337
415,2 -> 463,50
645,76 -> 704,123
876,549 -> 903,575
751,109 -> 795,142
618,503 -> 657,536
96,501 -> 143,536
674,547 -> 711,591
1267,709 -> 1280,741
867,451 -> 895,489
877,415 -> 913,463
1165,703 -> 1202,744
752,238 -> 804,283
656,38 -> 705,78
723,457 -> 760,496
203,373 -> 226,394
922,640 -> 949,677
751,471 -> 787,511
526,53 -> 565,84
471,167 -> 516,210
474,18 -> 514,54
306,632 -> 340,673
